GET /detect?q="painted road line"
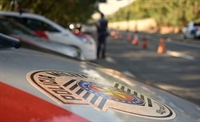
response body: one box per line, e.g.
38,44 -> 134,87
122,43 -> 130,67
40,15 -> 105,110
123,71 -> 135,77
105,57 -> 117,64
166,50 -> 195,60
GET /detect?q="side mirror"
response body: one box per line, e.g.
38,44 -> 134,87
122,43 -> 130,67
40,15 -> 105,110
0,33 -> 21,49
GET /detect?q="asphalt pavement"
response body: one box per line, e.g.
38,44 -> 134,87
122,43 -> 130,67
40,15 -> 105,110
91,31 -> 200,106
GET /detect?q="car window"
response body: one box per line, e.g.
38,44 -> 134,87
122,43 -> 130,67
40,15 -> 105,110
0,18 -> 36,36
23,18 -> 60,32
2,15 -> 24,24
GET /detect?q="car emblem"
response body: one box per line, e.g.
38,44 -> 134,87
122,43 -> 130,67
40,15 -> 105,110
27,70 -> 176,120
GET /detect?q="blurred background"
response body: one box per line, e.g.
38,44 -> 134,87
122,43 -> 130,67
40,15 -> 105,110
0,0 -> 199,33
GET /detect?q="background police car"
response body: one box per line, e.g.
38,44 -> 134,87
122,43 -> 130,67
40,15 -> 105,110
0,11 -> 97,60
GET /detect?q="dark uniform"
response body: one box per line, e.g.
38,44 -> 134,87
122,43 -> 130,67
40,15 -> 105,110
96,14 -> 108,58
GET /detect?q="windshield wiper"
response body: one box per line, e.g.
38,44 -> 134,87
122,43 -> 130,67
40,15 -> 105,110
0,33 -> 21,49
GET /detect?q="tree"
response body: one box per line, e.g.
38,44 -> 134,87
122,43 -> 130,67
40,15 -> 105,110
0,0 -> 97,26
109,0 -> 200,28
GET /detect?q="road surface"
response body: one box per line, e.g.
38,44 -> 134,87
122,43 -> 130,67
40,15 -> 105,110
91,31 -> 200,106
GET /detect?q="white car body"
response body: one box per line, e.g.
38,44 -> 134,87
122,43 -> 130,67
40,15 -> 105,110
182,22 -> 194,39
195,28 -> 200,38
14,34 -> 84,59
0,16 -> 83,60
0,11 -> 97,60
182,22 -> 200,39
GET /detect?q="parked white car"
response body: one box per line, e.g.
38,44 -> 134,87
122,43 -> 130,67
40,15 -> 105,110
0,16 -> 83,60
0,11 -> 97,60
195,27 -> 200,39
182,22 -> 200,39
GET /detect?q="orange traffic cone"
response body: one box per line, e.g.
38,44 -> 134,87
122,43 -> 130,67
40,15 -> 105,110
142,36 -> 147,49
132,34 -> 139,45
157,37 -> 166,54
114,34 -> 119,39
110,31 -> 116,37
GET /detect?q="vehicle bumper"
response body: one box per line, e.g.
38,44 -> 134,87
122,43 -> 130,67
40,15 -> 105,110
82,46 -> 97,60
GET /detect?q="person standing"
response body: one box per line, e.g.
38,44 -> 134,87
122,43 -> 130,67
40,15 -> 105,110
96,13 -> 108,59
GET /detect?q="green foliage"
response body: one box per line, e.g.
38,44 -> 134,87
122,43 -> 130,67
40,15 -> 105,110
0,0 -> 96,26
98,0 -> 107,3
109,0 -> 200,27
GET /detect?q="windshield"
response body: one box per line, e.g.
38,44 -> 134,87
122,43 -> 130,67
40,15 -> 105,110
0,17 -> 36,36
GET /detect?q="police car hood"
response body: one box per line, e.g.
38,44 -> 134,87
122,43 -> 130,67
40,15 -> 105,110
0,47 -> 199,122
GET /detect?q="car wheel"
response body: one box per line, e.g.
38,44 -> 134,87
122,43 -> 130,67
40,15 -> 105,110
196,36 -> 200,40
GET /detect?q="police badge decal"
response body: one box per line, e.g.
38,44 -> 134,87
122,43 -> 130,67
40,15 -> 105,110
27,70 -> 176,120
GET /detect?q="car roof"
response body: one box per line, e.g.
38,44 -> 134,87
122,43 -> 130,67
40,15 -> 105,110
0,11 -> 45,19
0,11 -> 67,32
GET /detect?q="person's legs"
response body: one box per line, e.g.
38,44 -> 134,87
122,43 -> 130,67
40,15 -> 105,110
97,35 -> 103,58
97,34 -> 107,58
102,39 -> 106,58
97,41 -> 101,58
101,35 -> 106,58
